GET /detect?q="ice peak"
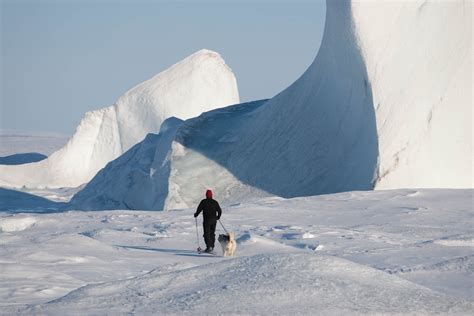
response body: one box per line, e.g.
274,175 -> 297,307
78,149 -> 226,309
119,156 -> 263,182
191,48 -> 222,58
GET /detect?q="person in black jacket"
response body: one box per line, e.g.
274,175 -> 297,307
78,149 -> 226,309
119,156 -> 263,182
194,189 -> 222,253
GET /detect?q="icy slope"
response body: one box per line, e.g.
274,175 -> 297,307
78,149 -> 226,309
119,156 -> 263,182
0,50 -> 239,188
69,117 -> 184,211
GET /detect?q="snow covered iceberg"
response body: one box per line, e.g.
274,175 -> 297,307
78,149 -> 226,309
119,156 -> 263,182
166,0 -> 473,207
0,50 -> 239,188
70,117 -> 184,211
72,0 -> 472,210
70,101 -> 270,211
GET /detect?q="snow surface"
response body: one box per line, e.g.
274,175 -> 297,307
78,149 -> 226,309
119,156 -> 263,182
70,0 -> 472,212
0,216 -> 36,232
1,189 -> 473,314
0,50 -> 239,189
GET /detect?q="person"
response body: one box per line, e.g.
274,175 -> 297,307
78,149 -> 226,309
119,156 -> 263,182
194,189 -> 222,253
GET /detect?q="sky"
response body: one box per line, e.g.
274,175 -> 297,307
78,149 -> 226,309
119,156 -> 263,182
1,0 -> 325,134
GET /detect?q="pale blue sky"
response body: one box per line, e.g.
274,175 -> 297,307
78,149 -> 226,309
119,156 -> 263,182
1,0 -> 325,134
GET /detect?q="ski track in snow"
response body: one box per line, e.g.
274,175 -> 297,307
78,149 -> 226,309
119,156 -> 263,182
0,189 -> 473,314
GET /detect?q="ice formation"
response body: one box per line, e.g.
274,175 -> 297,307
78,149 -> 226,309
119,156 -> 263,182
0,50 -> 239,188
72,0 -> 474,210
166,0 -> 473,208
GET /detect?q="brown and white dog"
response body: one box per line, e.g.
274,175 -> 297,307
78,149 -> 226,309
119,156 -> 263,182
218,232 -> 236,257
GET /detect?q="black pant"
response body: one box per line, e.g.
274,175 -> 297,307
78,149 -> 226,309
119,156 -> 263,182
203,219 -> 216,248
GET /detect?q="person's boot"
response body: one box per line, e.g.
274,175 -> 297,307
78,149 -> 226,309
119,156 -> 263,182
204,247 -> 211,253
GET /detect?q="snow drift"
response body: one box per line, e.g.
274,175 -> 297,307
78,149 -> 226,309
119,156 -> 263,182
0,50 -> 239,188
14,253 -> 472,315
72,0 -> 472,210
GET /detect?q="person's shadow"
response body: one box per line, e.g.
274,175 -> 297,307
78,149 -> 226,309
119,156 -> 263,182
117,245 -> 221,258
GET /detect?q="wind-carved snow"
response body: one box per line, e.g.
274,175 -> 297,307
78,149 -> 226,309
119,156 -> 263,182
0,49 -> 239,189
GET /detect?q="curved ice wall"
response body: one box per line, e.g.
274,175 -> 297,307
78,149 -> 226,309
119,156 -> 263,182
170,0 -> 472,208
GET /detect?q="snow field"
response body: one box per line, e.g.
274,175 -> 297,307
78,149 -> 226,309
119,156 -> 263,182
1,189 -> 473,314
0,216 -> 37,232
19,253 -> 472,315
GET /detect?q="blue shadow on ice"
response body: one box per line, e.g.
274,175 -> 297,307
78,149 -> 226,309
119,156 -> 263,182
0,188 -> 66,213
174,1 -> 379,198
0,152 -> 47,165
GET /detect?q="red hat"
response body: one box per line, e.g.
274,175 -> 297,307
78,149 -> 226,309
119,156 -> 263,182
206,190 -> 213,199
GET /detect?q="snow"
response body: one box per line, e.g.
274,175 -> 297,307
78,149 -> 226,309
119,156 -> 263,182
0,216 -> 37,232
1,189 -> 473,314
0,50 -> 239,189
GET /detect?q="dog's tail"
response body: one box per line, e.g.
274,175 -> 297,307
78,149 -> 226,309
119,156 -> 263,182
228,232 -> 235,240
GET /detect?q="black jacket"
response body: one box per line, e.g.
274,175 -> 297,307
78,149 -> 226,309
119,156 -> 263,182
194,198 -> 222,221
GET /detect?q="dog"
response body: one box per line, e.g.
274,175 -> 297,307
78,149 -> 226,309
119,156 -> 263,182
218,232 -> 236,257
